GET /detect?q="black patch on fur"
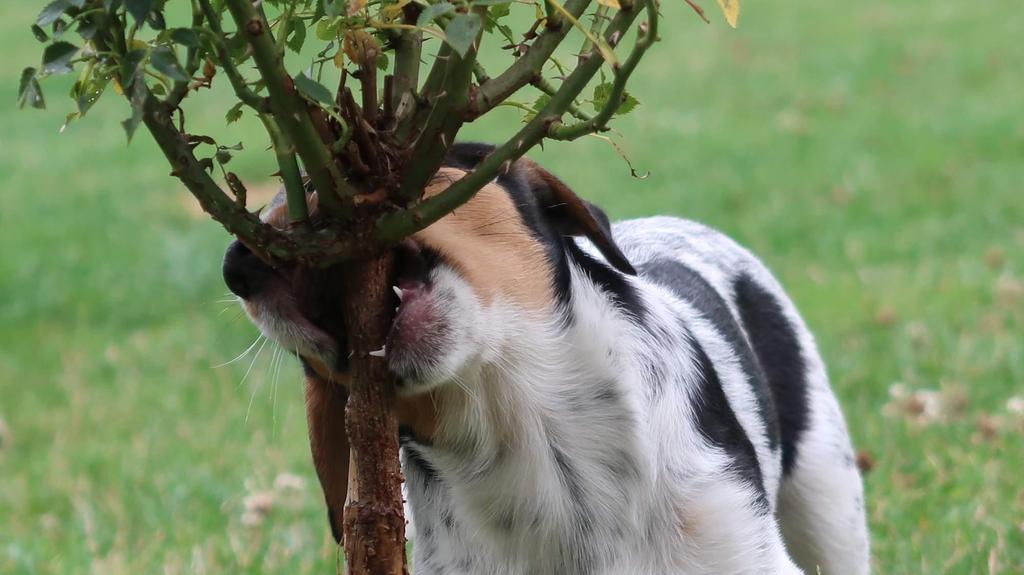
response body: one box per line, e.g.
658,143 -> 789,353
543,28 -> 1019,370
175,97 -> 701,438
639,259 -> 780,452
690,336 -> 770,511
551,443 -> 585,504
403,441 -> 440,484
733,274 -> 809,475
566,239 -> 645,320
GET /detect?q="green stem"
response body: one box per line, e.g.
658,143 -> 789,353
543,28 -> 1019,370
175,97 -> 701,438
261,114 -> 309,224
469,0 -> 591,118
166,0 -> 205,107
396,34 -> 479,202
549,0 -> 656,140
379,1 -> 643,242
391,24 -> 422,127
533,76 -> 592,122
198,0 -> 265,111
223,0 -> 353,221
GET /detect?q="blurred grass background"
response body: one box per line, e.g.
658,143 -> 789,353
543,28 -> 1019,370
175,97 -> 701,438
1,0 -> 1022,573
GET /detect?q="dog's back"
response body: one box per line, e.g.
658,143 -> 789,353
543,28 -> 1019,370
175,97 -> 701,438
605,216 -> 870,573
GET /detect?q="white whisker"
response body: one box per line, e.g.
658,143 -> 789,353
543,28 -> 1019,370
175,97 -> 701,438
238,335 -> 270,390
214,333 -> 265,369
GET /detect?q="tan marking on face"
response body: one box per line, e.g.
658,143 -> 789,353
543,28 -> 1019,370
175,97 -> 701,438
303,355 -> 438,442
415,168 -> 554,311
263,191 -> 320,230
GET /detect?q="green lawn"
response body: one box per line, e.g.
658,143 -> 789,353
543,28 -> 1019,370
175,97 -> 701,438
2,1 -> 1022,573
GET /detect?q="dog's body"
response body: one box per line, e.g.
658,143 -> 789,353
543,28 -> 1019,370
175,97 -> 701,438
224,143 -> 869,574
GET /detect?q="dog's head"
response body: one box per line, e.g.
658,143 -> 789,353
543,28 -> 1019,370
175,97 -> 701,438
223,143 -> 634,393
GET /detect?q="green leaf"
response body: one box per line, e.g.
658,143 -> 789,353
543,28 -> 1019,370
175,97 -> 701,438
444,12 -> 482,58
216,149 -> 233,164
31,25 -> 49,43
591,82 -> 639,116
168,28 -> 200,47
286,17 -> 307,53
616,92 -> 639,115
61,111 -> 80,132
121,72 -> 148,141
36,0 -> 71,27
151,46 -> 189,82
487,3 -> 511,21
17,67 -> 46,109
125,0 -> 155,24
377,51 -> 390,70
417,2 -> 454,27
324,0 -> 344,17
74,64 -> 113,116
76,16 -> 103,40
41,41 -> 79,75
293,72 -> 335,106
146,10 -> 167,30
314,18 -> 339,41
51,18 -> 69,39
533,93 -> 551,112
121,48 -> 147,84
225,101 -> 244,124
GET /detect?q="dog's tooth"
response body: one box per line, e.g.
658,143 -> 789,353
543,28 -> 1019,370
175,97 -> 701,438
393,286 -> 403,301
369,345 -> 387,358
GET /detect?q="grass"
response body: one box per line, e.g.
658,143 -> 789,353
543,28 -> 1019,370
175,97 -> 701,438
1,0 -> 1022,573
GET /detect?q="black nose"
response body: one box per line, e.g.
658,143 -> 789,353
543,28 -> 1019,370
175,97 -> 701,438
223,241 -> 275,299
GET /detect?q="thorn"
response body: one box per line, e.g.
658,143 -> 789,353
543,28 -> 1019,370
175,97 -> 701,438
369,345 -> 387,358
393,286 -> 404,300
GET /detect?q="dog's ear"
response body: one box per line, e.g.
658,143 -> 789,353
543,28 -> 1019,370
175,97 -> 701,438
303,368 -> 350,544
520,158 -> 637,276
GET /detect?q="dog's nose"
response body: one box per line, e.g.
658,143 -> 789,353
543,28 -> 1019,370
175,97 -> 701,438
223,241 -> 275,299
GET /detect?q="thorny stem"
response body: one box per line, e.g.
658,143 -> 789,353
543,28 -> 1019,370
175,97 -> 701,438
549,0 -> 658,140
396,15 -> 482,203
470,0 -> 592,118
379,0 -> 648,242
165,0 -> 204,108
223,0 -> 353,221
533,75 -> 593,122
261,115 -> 309,224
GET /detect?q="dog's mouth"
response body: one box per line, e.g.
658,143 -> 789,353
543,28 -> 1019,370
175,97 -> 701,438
234,238 -> 454,385
385,241 -> 451,380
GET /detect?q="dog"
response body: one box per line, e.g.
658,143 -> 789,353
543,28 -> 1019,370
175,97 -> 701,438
223,143 -> 870,574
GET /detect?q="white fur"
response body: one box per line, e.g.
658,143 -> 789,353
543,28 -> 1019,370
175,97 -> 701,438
394,217 -> 870,574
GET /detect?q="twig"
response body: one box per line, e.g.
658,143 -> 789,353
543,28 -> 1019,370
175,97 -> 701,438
380,0 -> 645,241
165,0 -> 205,108
548,0 -> 657,140
396,9 -> 485,202
224,0 -> 353,221
533,76 -> 593,122
261,115 -> 309,224
470,0 -> 592,118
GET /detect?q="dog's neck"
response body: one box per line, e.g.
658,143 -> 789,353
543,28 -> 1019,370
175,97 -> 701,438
405,261 -> 650,573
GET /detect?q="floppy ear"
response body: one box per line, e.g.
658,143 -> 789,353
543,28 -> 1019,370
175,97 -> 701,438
520,158 -> 637,276
303,370 -> 350,544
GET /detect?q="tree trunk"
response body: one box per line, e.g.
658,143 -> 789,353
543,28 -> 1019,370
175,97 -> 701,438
341,246 -> 408,575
